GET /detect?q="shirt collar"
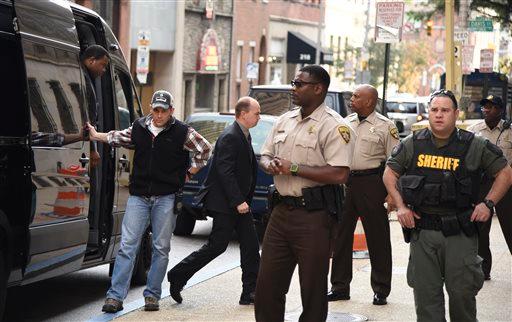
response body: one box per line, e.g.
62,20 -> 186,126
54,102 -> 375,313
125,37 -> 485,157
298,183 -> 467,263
484,119 -> 504,131
352,110 -> 377,125
290,103 -> 326,122
145,114 -> 175,129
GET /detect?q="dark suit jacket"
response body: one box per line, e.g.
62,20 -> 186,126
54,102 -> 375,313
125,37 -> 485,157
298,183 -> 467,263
197,121 -> 257,214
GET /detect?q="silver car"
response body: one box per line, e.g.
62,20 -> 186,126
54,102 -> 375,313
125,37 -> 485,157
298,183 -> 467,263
386,96 -> 429,137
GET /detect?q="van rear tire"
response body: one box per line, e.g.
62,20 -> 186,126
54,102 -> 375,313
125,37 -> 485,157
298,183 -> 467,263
173,208 -> 196,236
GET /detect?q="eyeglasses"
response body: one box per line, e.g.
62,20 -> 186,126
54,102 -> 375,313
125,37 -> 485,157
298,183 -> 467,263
429,89 -> 458,109
290,80 -> 319,88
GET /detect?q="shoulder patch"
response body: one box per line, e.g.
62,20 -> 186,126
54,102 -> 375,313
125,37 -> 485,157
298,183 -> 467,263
390,127 -> 400,140
391,142 -> 403,157
338,125 -> 351,143
486,140 -> 504,157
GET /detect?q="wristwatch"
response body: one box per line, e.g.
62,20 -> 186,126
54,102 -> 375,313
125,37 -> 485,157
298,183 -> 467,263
290,163 -> 299,176
483,199 -> 495,214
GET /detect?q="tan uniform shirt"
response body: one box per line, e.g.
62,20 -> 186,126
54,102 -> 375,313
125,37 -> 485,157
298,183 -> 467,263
345,111 -> 399,170
261,103 -> 356,196
467,120 -> 512,165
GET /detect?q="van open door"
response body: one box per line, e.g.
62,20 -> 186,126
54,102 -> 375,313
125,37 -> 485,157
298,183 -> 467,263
12,0 -> 90,284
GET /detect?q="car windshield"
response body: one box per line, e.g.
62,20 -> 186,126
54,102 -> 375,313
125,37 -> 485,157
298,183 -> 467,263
251,90 -> 291,115
187,115 -> 274,155
386,102 -> 417,113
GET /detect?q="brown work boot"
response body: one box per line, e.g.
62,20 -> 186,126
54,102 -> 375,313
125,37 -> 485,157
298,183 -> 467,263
144,296 -> 159,311
102,298 -> 123,313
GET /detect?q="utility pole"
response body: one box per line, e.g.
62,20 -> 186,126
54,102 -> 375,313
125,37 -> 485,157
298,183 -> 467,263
315,0 -> 325,65
445,0 -> 455,91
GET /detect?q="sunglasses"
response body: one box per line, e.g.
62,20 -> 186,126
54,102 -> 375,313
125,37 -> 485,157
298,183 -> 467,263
429,89 -> 458,108
290,80 -> 319,88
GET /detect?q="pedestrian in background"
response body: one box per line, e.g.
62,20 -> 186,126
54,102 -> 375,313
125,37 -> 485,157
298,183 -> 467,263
255,65 -> 355,322
383,89 -> 512,321
328,84 -> 399,305
167,97 -> 261,306
467,95 -> 512,280
87,90 -> 212,313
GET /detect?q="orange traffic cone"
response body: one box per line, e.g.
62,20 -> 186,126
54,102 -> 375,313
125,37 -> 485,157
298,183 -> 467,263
353,217 -> 369,259
53,187 -> 85,217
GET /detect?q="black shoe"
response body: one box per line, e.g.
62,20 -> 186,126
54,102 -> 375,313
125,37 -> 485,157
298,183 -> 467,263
373,293 -> 387,305
102,298 -> 124,313
484,274 -> 491,281
327,291 -> 350,301
239,291 -> 255,305
144,296 -> 159,311
169,283 -> 183,304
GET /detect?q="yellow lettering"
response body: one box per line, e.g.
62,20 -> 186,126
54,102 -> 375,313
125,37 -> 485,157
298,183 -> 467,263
417,154 -> 425,167
424,155 -> 432,167
431,156 -> 438,168
452,159 -> 459,171
437,156 -> 444,169
443,157 -> 450,170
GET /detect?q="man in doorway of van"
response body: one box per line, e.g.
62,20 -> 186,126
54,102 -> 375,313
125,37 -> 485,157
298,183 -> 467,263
80,44 -> 110,168
87,90 -> 212,313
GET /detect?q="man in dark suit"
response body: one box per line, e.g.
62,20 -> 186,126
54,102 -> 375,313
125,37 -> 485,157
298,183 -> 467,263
167,96 -> 262,305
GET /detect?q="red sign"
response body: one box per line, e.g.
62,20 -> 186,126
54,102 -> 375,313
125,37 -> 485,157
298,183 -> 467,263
198,29 -> 221,72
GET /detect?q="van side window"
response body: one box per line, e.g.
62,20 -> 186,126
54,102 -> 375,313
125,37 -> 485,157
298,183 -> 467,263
25,42 -> 85,147
113,69 -> 139,130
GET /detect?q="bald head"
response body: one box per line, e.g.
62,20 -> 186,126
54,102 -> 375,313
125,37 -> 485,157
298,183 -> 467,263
350,84 -> 379,117
235,96 -> 261,129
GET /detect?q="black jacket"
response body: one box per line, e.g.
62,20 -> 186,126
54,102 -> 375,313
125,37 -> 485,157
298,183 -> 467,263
198,122 -> 257,214
129,116 -> 190,196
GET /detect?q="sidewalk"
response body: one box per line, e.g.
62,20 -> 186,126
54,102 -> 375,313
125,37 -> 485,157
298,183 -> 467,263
115,217 -> 511,321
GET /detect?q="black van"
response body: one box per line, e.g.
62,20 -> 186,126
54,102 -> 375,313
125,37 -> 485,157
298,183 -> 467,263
0,0 -> 147,316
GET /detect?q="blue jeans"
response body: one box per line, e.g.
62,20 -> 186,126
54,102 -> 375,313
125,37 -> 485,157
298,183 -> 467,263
107,194 -> 176,301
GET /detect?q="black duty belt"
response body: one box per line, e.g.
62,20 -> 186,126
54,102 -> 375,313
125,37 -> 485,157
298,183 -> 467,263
280,196 -> 306,208
415,213 -> 443,231
350,167 -> 382,177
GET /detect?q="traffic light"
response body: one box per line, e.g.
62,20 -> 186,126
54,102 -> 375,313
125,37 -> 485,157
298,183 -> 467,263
426,20 -> 434,36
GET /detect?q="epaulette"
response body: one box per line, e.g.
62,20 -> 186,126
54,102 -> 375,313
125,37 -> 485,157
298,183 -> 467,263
346,112 -> 358,120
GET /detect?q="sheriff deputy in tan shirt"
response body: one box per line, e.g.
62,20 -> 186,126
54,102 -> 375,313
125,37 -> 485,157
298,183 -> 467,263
467,95 -> 512,280
328,84 -> 399,306
254,65 -> 355,322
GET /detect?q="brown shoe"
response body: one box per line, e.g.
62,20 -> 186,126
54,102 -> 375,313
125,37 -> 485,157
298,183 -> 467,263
102,298 -> 123,313
144,296 -> 159,311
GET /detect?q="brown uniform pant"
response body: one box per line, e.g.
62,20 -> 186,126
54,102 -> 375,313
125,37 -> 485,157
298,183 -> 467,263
330,174 -> 392,296
478,177 -> 512,277
254,203 -> 333,322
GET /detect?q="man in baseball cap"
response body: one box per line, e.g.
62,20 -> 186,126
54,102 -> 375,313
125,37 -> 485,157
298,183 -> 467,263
86,89 -> 212,313
468,94 -> 512,281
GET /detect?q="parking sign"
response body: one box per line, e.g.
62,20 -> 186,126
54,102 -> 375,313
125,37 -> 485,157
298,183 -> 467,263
375,1 -> 405,43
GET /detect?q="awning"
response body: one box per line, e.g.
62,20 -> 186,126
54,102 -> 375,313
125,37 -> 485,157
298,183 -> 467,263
286,31 -> 333,65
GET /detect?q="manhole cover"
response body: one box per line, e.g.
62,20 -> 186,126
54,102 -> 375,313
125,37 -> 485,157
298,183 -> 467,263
285,312 -> 368,321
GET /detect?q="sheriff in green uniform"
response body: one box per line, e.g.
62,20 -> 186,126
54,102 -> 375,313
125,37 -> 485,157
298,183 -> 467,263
383,90 -> 512,322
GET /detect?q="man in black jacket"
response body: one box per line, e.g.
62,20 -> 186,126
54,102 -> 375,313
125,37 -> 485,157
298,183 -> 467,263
87,90 -> 212,313
167,96 -> 262,305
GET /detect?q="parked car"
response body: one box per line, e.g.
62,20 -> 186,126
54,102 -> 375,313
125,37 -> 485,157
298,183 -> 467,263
386,96 -> 429,137
173,113 -> 277,239
0,0 -> 147,316
249,84 -> 385,117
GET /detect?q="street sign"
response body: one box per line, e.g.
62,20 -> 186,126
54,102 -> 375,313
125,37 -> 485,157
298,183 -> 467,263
479,49 -> 494,73
374,1 -> 404,43
454,29 -> 470,43
246,62 -> 258,80
136,30 -> 150,84
468,17 -> 493,32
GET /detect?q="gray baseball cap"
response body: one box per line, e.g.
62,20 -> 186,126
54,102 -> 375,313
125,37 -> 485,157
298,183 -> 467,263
151,90 -> 174,109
